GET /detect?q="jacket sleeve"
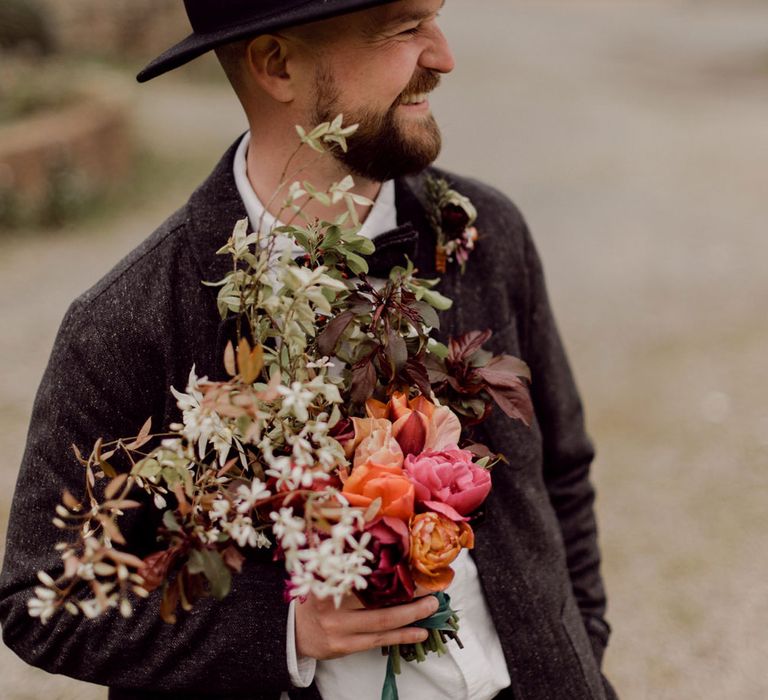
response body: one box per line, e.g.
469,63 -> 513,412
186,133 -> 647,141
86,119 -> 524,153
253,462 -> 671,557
519,224 -> 612,668
0,299 -> 294,696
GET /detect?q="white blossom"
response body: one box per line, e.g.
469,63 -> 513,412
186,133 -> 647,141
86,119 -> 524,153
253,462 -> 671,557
27,586 -> 57,623
272,504 -> 373,608
171,366 -> 239,466
277,382 -> 315,423
235,480 -> 271,514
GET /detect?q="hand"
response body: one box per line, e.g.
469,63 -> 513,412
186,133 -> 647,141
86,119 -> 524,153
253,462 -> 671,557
295,592 -> 439,660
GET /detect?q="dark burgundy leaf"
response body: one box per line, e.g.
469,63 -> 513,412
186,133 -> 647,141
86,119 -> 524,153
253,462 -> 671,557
317,311 -> 355,356
477,354 -> 532,385
221,545 -> 246,574
351,357 -> 377,404
138,548 -> 178,592
465,442 -> 494,459
404,357 -> 432,397
425,355 -> 448,384
449,330 -> 493,364
484,383 -> 534,427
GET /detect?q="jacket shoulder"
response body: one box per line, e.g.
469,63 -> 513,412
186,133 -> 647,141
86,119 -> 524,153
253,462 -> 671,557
76,206 -> 192,311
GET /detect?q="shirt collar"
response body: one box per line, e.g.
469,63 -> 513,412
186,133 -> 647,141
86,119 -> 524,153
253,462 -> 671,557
233,131 -> 397,252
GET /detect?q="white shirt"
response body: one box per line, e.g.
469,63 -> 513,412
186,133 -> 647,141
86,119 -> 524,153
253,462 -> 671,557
233,133 -> 511,700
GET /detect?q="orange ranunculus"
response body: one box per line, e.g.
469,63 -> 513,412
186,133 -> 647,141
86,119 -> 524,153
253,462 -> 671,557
352,424 -> 403,470
409,512 -> 475,592
341,418 -> 393,461
342,463 -> 414,521
365,392 -> 462,457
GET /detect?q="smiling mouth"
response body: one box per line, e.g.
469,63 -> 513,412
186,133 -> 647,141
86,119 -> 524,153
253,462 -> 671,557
400,92 -> 429,106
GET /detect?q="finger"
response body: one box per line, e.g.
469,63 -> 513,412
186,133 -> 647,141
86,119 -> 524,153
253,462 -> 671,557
412,584 -> 434,598
340,626 -> 431,656
342,594 -> 439,634
338,593 -> 365,611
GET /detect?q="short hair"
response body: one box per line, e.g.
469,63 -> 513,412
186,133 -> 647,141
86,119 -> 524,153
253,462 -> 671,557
214,39 -> 250,96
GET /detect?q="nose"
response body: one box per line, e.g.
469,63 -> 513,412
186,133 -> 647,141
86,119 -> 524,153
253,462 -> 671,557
420,24 -> 455,74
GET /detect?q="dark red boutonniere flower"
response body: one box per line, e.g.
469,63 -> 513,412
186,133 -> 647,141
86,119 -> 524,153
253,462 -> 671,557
425,176 -> 479,274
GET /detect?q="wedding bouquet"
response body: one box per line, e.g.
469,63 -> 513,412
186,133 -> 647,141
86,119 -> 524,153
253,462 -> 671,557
30,118 -> 532,697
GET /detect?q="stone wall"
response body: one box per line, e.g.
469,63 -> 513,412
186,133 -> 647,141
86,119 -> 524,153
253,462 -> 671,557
0,86 -> 132,227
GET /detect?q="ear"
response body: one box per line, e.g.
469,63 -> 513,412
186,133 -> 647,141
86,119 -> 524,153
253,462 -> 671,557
244,35 -> 295,103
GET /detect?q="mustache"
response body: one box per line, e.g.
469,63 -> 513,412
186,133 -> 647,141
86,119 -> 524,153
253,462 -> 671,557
398,70 -> 442,102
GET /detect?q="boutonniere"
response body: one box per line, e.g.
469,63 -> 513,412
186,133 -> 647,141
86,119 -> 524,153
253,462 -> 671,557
425,176 -> 479,274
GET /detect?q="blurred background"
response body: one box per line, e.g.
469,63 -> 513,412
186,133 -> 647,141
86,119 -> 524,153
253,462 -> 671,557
1,0 -> 766,698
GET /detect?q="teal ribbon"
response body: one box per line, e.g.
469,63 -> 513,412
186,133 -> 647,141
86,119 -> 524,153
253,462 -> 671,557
380,592 -> 459,700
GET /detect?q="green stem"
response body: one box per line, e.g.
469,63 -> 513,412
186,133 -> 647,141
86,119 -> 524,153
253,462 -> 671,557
391,645 -> 401,675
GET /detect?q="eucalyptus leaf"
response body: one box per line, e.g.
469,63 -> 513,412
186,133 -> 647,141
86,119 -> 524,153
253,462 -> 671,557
187,549 -> 232,600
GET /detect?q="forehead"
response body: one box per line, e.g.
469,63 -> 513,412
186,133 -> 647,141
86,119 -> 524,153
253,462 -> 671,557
359,0 -> 446,29
312,0 -> 444,39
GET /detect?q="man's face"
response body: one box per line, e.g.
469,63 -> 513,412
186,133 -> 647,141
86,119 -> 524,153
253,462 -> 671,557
305,0 -> 454,182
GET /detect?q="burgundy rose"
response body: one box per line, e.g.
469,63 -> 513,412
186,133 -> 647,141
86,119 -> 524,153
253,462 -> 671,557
356,517 -> 415,608
441,203 -> 471,239
404,447 -> 491,521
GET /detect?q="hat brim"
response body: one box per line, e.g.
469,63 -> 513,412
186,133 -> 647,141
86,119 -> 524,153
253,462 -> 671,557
137,0 -> 399,83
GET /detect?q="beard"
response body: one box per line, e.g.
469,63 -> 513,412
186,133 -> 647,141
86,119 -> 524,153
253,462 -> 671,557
312,65 -> 443,182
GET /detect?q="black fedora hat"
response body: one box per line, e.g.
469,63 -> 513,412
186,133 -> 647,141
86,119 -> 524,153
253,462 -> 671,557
137,0 -> 399,83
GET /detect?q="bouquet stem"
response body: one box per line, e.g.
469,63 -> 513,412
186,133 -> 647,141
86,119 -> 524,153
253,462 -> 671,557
380,592 -> 460,700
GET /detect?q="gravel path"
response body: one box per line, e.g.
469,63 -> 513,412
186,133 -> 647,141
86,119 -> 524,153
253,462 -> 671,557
1,1 -> 767,698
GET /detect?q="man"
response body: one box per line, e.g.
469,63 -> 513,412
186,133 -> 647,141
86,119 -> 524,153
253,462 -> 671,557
0,1 -> 617,698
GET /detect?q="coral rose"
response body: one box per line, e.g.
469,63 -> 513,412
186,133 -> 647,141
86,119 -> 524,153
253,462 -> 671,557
356,517 -> 415,608
404,447 -> 491,521
409,512 -> 474,592
342,464 -> 414,522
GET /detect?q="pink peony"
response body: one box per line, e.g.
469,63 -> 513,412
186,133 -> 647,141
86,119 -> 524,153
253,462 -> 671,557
404,447 -> 491,521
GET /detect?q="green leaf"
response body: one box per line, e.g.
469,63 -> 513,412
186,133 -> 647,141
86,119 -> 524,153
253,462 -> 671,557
344,235 -> 375,255
419,288 -> 453,311
319,226 -> 342,250
163,510 -> 181,533
415,301 -> 440,330
427,339 -> 449,360
187,549 -> 232,600
344,252 -> 369,276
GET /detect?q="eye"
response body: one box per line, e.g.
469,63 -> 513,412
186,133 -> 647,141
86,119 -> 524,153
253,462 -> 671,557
399,24 -> 422,37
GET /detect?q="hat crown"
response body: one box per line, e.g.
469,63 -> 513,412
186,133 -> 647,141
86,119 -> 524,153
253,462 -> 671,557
183,0 -> 285,34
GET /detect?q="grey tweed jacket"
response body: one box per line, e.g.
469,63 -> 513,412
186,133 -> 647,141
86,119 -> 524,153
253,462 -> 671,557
0,141 -> 617,700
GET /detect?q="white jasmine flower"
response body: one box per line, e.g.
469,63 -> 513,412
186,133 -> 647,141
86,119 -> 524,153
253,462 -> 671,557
306,357 -> 335,369
228,516 -> 260,548
171,366 -> 238,466
28,586 -> 57,623
210,498 -> 231,522
277,382 -> 315,422
235,480 -> 271,513
271,508 -> 307,551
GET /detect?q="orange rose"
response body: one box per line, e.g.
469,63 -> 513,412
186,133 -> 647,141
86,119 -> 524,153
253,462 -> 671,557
342,464 -> 414,521
409,512 -> 474,591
